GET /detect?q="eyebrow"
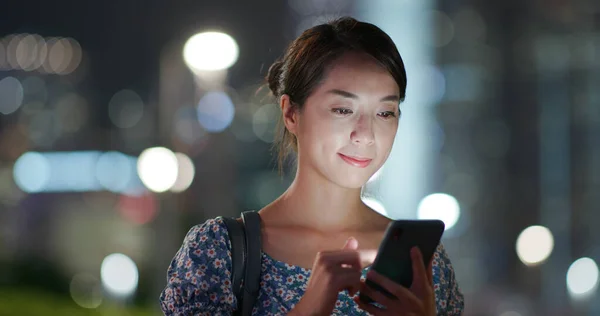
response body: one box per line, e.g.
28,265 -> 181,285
326,89 -> 400,103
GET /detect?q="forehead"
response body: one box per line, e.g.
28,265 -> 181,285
315,52 -> 400,97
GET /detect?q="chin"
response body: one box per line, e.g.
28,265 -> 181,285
331,171 -> 373,189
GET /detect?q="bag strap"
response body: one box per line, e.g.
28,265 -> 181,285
241,211 -> 262,315
220,216 -> 246,312
220,211 -> 262,316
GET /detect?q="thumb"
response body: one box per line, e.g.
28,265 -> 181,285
342,237 -> 359,250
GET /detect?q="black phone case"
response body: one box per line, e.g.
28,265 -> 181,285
359,219 -> 445,304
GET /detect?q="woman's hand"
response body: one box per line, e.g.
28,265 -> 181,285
290,237 -> 377,316
353,247 -> 436,316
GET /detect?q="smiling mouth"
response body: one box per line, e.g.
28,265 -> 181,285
338,153 -> 373,168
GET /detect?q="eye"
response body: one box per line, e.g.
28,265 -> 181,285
332,108 -> 353,115
378,111 -> 397,119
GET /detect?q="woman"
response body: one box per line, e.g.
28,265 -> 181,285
160,17 -> 464,315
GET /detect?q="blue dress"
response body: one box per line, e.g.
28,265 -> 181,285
160,217 -> 465,315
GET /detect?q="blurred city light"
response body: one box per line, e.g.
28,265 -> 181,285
69,273 -> 103,309
417,193 -> 461,230
516,226 -> 554,266
431,10 -> 455,47
566,257 -> 599,298
452,6 -> 487,42
15,34 -> 45,71
183,31 -> 239,71
117,192 -> 158,225
108,89 -> 145,129
0,76 -> 24,115
13,152 -> 51,193
0,34 -> 82,74
100,253 -> 139,297
196,91 -> 235,132
170,153 -> 195,192
174,106 -> 206,144
13,151 -> 144,194
95,151 -> 139,193
137,147 -> 179,193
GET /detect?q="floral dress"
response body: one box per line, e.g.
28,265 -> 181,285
160,217 -> 465,315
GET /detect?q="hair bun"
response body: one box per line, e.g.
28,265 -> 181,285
266,59 -> 284,96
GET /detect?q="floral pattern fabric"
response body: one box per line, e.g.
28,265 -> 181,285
160,218 -> 464,315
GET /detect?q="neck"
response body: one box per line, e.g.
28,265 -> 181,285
263,165 -> 373,233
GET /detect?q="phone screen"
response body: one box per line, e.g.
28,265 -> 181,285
359,219 -> 445,304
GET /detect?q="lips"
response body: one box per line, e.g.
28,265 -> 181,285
338,153 -> 372,168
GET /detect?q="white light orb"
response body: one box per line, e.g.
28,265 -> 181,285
100,253 -> 139,297
515,225 -> 554,266
567,257 -> 599,297
417,193 -> 461,230
170,153 -> 195,192
137,147 -> 178,193
183,32 -> 239,71
13,152 -> 51,193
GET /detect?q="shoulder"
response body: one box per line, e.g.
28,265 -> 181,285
160,217 -> 235,314
180,217 -> 232,260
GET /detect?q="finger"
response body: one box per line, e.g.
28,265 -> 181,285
333,267 -> 363,294
426,255 -> 434,285
411,247 -> 429,287
353,296 -> 385,316
318,249 -> 377,269
366,270 -> 422,308
358,282 -> 397,310
343,236 -> 359,250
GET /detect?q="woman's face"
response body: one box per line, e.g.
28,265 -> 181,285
291,52 -> 401,189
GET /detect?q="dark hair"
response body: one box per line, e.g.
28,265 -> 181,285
267,16 -> 407,174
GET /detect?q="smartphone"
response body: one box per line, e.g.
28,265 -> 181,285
359,219 -> 445,304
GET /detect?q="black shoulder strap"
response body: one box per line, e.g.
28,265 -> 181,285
220,212 -> 262,316
219,216 -> 246,313
241,211 -> 262,315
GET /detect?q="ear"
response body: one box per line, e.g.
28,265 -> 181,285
280,94 -> 299,135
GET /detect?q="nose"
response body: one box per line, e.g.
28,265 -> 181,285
350,114 -> 375,146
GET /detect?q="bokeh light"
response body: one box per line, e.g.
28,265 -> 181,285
431,10 -> 455,47
100,253 -> 139,297
170,153 -> 195,192
137,147 -> 179,193
566,257 -> 599,298
6,34 -> 23,70
117,192 -> 158,225
453,6 -> 487,42
515,225 -> 554,266
196,91 -> 235,133
183,32 -> 239,71
69,273 -> 103,309
13,151 -> 145,194
0,40 -> 7,69
0,76 -> 24,115
16,34 -> 46,71
173,106 -> 206,144
108,89 -> 144,129
13,152 -> 51,193
95,151 -> 137,193
417,193 -> 461,230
